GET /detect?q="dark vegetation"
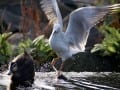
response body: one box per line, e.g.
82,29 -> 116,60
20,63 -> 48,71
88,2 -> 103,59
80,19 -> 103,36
0,0 -> 120,72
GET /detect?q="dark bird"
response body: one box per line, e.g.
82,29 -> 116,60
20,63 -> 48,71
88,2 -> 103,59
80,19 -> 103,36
7,51 -> 35,90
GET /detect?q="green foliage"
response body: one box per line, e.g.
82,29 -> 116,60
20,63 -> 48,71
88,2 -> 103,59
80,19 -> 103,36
91,26 -> 120,59
0,32 -> 56,65
0,32 -> 13,64
17,38 -> 32,54
110,0 -> 118,4
6,35 -> 56,65
31,35 -> 56,64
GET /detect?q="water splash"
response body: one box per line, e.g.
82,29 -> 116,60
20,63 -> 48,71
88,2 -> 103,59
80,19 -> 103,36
0,72 -> 119,90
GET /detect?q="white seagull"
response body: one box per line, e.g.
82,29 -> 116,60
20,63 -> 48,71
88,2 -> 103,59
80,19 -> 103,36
40,0 -> 120,77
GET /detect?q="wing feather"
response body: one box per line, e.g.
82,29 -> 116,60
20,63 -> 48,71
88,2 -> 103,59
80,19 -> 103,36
40,0 -> 63,28
65,4 -> 120,52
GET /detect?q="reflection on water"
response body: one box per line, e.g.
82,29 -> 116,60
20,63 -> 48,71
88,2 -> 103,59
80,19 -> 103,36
0,85 -> 6,90
0,72 -> 120,90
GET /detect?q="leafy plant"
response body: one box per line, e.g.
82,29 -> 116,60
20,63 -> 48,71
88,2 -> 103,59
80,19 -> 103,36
17,38 -> 32,54
12,35 -> 56,65
0,32 -> 13,64
31,35 -> 56,65
91,26 -> 120,59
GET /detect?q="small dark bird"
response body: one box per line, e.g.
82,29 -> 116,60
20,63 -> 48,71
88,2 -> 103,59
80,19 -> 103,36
7,51 -> 35,90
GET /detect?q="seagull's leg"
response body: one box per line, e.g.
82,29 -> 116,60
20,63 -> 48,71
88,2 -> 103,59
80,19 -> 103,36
57,56 -> 76,77
57,61 -> 64,77
51,57 -> 60,72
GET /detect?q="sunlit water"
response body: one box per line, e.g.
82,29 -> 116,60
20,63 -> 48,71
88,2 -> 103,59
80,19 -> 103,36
0,72 -> 119,90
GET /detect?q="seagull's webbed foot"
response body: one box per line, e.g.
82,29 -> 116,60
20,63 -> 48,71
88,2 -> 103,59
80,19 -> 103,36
51,58 -> 68,80
57,74 -> 68,81
57,62 -> 68,81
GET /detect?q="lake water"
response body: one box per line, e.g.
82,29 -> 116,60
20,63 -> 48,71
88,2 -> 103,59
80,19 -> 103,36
0,72 -> 119,90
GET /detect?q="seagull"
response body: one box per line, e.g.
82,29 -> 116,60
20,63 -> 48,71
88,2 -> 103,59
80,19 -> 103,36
40,0 -> 120,77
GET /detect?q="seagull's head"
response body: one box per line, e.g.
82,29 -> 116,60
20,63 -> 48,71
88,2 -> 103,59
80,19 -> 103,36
53,23 -> 61,34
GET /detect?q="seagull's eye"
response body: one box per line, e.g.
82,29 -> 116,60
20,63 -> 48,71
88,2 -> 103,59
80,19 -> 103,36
54,28 -> 60,33
53,30 -> 58,34
54,30 -> 58,33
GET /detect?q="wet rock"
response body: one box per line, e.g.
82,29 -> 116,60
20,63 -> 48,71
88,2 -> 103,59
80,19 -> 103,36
61,52 -> 116,72
85,73 -> 120,88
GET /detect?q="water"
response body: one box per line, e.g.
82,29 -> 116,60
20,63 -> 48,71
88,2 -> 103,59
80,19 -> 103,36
0,72 -> 120,90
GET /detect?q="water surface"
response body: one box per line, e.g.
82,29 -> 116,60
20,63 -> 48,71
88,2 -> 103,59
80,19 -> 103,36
0,72 -> 119,90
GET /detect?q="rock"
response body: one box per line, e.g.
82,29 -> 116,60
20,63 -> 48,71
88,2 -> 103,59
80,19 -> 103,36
61,52 -> 116,72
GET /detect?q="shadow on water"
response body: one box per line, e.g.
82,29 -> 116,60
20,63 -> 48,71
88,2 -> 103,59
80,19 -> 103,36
0,72 -> 120,90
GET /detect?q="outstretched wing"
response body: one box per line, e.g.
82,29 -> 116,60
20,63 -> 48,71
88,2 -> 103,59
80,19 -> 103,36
65,4 -> 120,52
40,0 -> 63,29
